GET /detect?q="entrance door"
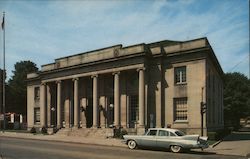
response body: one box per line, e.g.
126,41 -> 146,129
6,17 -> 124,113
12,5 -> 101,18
86,98 -> 93,128
129,95 -> 139,128
107,97 -> 114,127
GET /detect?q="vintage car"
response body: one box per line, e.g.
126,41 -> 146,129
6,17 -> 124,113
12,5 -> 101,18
123,128 -> 209,153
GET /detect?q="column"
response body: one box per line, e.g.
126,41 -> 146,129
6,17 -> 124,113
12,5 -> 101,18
138,68 -> 145,127
40,83 -> 46,127
73,78 -> 79,128
64,82 -> 70,128
81,98 -> 87,128
47,84 -> 51,127
56,81 -> 61,128
113,72 -> 120,127
92,75 -> 98,128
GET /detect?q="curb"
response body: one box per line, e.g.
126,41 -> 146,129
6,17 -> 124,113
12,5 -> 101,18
211,140 -> 222,148
0,133 -> 126,148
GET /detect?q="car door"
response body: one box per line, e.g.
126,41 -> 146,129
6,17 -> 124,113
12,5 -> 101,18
156,130 -> 171,148
139,129 -> 157,147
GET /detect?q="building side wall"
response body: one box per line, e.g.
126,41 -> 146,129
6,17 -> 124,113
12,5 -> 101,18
165,59 -> 206,135
206,58 -> 224,131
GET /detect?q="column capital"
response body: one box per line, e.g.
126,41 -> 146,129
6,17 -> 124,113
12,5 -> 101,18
56,80 -> 61,84
112,71 -> 120,76
41,82 -> 46,86
136,67 -> 146,72
91,74 -> 98,78
72,77 -> 79,81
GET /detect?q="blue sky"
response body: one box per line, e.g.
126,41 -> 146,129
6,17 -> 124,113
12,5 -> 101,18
0,0 -> 249,79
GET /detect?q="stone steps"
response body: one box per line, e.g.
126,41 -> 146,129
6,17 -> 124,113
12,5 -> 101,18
55,128 -> 114,138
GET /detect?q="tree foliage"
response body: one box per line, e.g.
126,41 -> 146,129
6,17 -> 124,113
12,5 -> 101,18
6,61 -> 38,115
223,72 -> 250,129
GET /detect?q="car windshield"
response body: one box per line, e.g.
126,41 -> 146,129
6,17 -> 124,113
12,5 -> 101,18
175,131 -> 185,136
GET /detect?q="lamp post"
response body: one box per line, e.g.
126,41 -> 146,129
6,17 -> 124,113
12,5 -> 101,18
109,104 -> 114,128
51,107 -> 55,128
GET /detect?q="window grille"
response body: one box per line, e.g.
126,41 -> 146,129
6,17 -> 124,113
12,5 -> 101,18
174,98 -> 188,121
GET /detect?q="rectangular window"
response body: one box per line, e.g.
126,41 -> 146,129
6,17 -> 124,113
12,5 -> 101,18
174,98 -> 188,121
130,95 -> 139,122
34,87 -> 40,101
175,66 -> 186,84
34,108 -> 40,124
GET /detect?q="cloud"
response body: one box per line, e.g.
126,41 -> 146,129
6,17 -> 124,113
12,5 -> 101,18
0,0 -> 249,79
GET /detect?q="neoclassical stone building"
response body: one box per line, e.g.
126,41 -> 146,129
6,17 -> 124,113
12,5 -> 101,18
27,37 -> 224,135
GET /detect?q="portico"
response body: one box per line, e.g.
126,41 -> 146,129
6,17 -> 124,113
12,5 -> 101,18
37,65 -> 146,130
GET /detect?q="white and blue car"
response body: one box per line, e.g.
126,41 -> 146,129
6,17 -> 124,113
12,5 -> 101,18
123,128 -> 209,153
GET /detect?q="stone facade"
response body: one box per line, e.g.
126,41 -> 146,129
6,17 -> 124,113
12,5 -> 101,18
27,37 -> 224,135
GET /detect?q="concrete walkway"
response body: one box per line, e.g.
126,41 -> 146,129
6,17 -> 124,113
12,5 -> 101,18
202,132 -> 250,157
1,131 -> 250,157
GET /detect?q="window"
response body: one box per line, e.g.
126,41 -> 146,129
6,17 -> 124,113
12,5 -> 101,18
158,130 -> 169,136
34,108 -> 40,124
147,130 -> 157,136
174,98 -> 188,121
34,87 -> 40,101
170,132 -> 176,136
175,66 -> 186,84
130,95 -> 139,122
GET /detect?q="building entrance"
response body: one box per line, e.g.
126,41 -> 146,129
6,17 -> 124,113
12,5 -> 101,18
107,97 -> 114,127
86,98 -> 93,128
129,95 -> 139,128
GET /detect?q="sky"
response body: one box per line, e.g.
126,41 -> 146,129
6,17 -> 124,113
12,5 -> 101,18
0,0 -> 249,80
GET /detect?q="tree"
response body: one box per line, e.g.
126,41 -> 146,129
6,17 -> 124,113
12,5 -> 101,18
223,72 -> 250,129
7,61 -> 38,115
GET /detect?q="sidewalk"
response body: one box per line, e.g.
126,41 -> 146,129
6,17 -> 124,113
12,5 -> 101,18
202,132 -> 250,157
0,131 -> 126,148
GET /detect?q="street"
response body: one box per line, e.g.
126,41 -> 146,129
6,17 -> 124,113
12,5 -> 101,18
0,137 -> 246,159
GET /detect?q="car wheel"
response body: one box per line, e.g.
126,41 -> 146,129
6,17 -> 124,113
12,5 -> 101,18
127,140 -> 137,149
170,145 -> 182,153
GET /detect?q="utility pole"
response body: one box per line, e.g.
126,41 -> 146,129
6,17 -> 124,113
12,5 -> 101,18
1,12 -> 6,132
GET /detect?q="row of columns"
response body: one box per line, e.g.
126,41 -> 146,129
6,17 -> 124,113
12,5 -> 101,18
40,68 -> 145,129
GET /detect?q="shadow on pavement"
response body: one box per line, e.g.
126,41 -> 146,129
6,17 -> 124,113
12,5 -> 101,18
138,147 -> 217,155
223,132 -> 250,141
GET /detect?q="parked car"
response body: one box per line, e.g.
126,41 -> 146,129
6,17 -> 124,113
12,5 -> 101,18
123,128 -> 209,153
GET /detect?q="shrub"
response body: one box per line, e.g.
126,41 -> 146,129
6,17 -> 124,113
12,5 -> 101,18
207,132 -> 217,140
113,128 -> 128,139
41,126 -> 47,134
208,128 -> 231,141
30,127 -> 36,134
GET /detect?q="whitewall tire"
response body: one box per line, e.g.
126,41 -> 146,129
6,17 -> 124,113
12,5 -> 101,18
170,145 -> 182,153
127,140 -> 137,149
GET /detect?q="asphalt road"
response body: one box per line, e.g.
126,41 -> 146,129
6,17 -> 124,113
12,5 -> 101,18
0,137 -> 246,159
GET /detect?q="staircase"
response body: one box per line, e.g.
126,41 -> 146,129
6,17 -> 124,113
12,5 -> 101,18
55,128 -> 114,139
